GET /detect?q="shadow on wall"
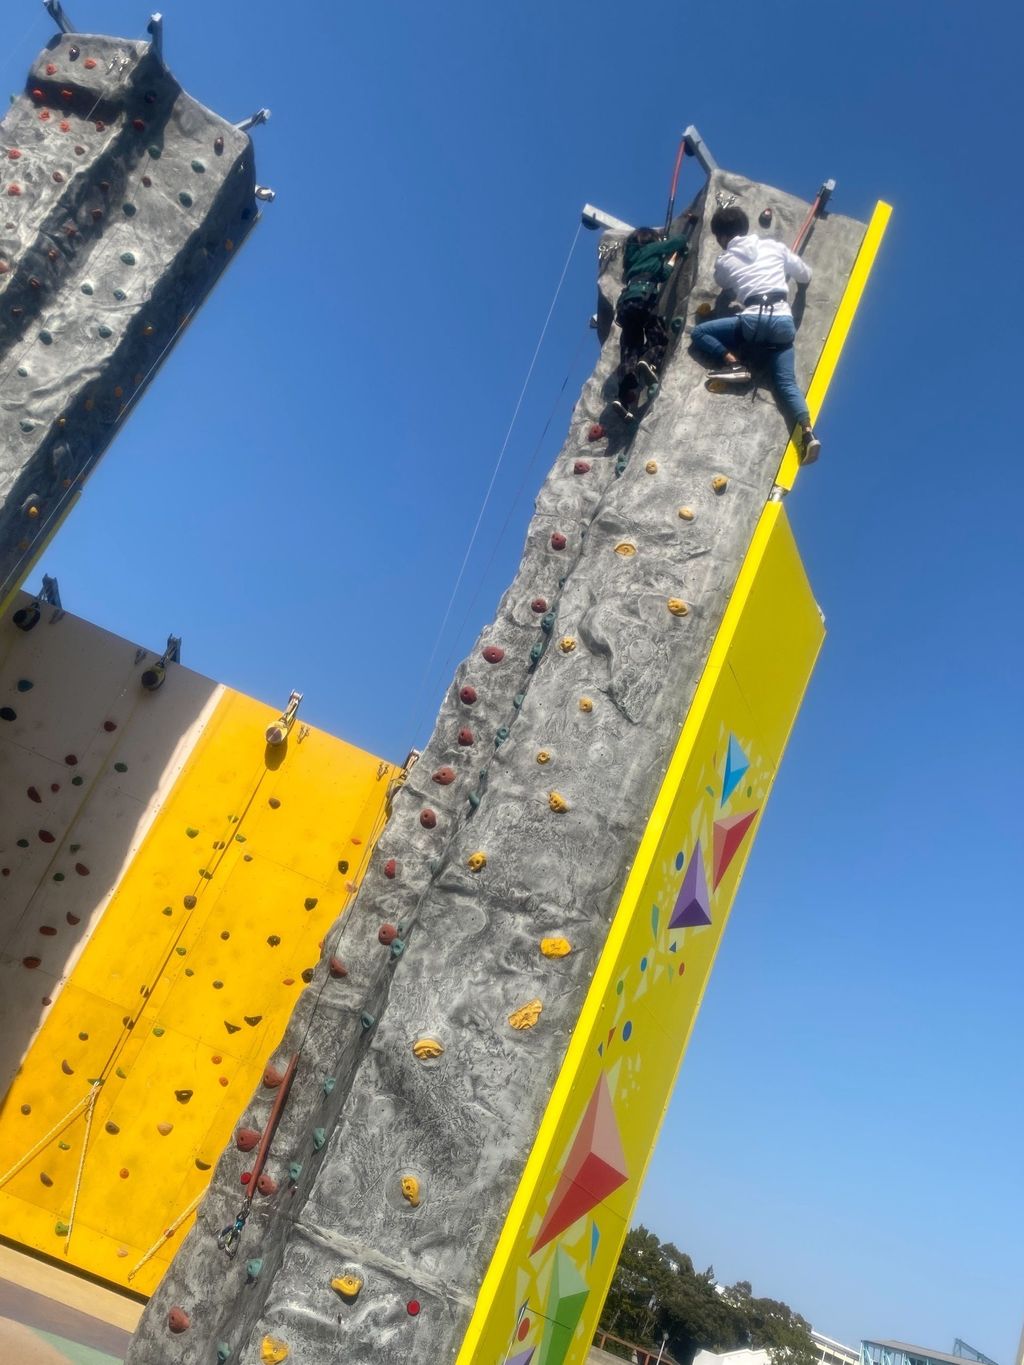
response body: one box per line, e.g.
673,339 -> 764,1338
0,592 -> 219,1098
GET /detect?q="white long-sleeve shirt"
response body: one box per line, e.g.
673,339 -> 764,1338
713,233 -> 812,317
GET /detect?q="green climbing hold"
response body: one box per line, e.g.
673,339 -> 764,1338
360,1012 -> 376,1031
513,692 -> 525,708
72,775 -> 83,786
216,1345 -> 232,1363
55,1221 -> 70,1236
19,420 -> 33,432
185,827 -> 199,838
69,844 -> 80,853
122,203 -> 136,216
234,834 -> 246,843
98,325 -> 112,338
304,897 -> 318,910
178,191 -> 193,208
114,761 -> 128,773
212,980 -> 224,990
175,946 -> 186,956
468,792 -> 481,808
16,679 -> 33,692
113,288 -> 127,301
390,939 -> 405,959
200,869 -> 212,879
162,907 -> 173,917
39,330 -> 53,345
288,1161 -> 302,1181
246,1259 -> 263,1281
81,283 -> 94,296
53,872 -> 65,882
17,839 -> 29,848
148,145 -> 161,158
58,1141 -> 70,1151
243,854 -> 253,862
16,367 -> 28,377
115,1067 -> 127,1079
529,641 -> 544,663
541,611 -> 556,633
322,1077 -> 336,1096
152,1026 -> 165,1037
191,159 -> 206,173
312,1127 -> 326,1150
119,252 -> 136,266
494,727 -> 509,746
184,968 -> 194,976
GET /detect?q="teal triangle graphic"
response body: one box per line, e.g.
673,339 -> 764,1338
590,1221 -> 600,1263
721,734 -> 749,806
651,904 -> 659,937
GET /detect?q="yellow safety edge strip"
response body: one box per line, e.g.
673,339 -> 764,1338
776,198 -> 891,491
0,491 -> 82,619
456,499 -> 814,1362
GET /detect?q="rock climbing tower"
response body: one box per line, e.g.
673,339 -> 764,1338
123,150 -> 889,1364
0,20 -> 262,609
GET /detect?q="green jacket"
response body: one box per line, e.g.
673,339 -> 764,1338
620,235 -> 688,306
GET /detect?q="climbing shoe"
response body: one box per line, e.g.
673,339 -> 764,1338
801,430 -> 821,464
611,400 -> 635,422
637,360 -> 659,387
707,364 -> 751,384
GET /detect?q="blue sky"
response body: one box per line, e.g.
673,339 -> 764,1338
13,0 -> 1023,1357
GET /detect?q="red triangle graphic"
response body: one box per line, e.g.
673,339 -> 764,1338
712,809 -> 758,888
531,1074 -> 628,1254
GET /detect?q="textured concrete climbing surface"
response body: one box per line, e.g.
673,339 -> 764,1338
0,595 -> 396,1293
127,172 -> 885,1363
0,30 -> 258,601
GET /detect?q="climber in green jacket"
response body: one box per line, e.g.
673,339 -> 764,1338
613,227 -> 688,418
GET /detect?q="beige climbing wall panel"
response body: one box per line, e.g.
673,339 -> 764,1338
0,598 -> 396,1293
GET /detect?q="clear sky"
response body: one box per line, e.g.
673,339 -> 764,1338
11,0 -> 1023,1357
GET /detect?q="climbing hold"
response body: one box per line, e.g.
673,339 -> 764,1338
105,1121 -> 120,1135
247,1259 -> 263,1281
157,1122 -> 173,1136
494,725 -> 510,745
212,979 -> 224,990
550,531 -> 567,550
667,598 -> 690,616
678,506 -> 695,521
263,1065 -> 285,1089
61,1059 -> 73,1074
153,1026 -> 165,1037
183,895 -> 197,909
322,1077 -> 336,1095
419,809 -> 437,829
332,1274 -> 363,1302
696,301 -> 714,317
378,922 -> 398,945
260,1338 -> 289,1364
178,191 -> 193,208
531,597 -> 548,613
513,692 -> 525,708
266,935 -> 281,947
759,206 -> 773,227
235,1127 -> 261,1152
467,851 -> 487,872
256,1173 -> 277,1196
27,785 -> 41,802
360,1011 -> 376,1031
120,251 -> 136,265
548,791 -> 570,813
119,1167 -> 130,1179
558,636 -> 576,653
241,1172 -> 252,1185
40,1172 -> 53,1187
175,1089 -> 193,1104
75,863 -> 90,876
432,766 -> 456,785
301,967 -> 315,983
215,136 -> 225,154
541,937 -> 572,958
114,761 -> 128,773
457,728 -> 474,746
329,956 -> 348,978
103,720 -> 117,731
459,685 -> 477,705
407,1300 -> 421,1316
304,897 -> 318,910
712,474 -> 728,492
482,644 -> 505,663
55,1221 -> 70,1236
579,697 -> 594,713
217,1344 -> 232,1362
536,750 -> 551,764
587,424 -> 606,442
509,999 -> 543,1031
573,460 -> 591,474
645,460 -> 659,474
167,1308 -> 191,1334
412,1036 -> 444,1060
312,1127 -> 327,1151
614,542 -> 636,557
185,827 -> 199,839
268,796 -> 281,809
224,1021 -> 241,1034
288,1161 -> 302,1181
400,1175 -> 421,1207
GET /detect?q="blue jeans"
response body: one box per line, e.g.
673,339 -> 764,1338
691,312 -> 810,430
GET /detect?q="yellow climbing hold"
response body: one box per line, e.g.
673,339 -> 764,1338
260,1337 -> 289,1364
540,937 -> 571,958
696,301 -> 713,317
509,999 -> 543,1031
712,474 -> 728,492
678,506 -> 695,521
536,750 -> 551,764
578,697 -> 593,713
332,1274 -> 363,1301
412,1036 -> 444,1061
467,851 -> 487,872
667,598 -> 690,616
548,791 -> 569,813
400,1175 -> 421,1207
558,636 -> 576,653
645,460 -> 658,474
614,542 -> 636,557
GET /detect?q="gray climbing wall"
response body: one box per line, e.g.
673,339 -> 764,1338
126,170 -> 867,1364
0,29 -> 258,602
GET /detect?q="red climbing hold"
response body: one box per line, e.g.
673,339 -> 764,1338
235,1127 -> 261,1152
407,1300 -> 421,1316
38,830 -> 55,843
46,64 -> 57,75
378,923 -> 398,946
7,149 -> 21,161
531,598 -> 548,613
573,460 -> 591,474
59,89 -> 74,102
263,1065 -> 285,1089
587,423 -> 606,441
23,957 -> 41,969
256,1173 -> 277,1196
167,1308 -> 191,1334
431,767 -> 455,786
459,685 -> 477,705
384,858 -> 397,879
132,118 -> 146,131
329,956 -> 348,978
39,926 -> 57,936
419,809 -> 437,829
551,531 -> 567,550
66,913 -> 80,925
31,89 -> 45,103
7,185 -> 22,197
64,754 -> 78,766
75,863 -> 90,876
457,728 -> 474,746
50,784 -> 59,793
240,1171 -> 252,1185
103,720 -> 117,731
84,58 -> 97,69
27,786 -> 41,802
482,645 -> 505,663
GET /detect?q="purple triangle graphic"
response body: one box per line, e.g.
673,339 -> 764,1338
669,839 -> 711,929
508,1351 -> 536,1365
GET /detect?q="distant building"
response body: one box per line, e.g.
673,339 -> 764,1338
861,1340 -> 1000,1365
694,1328 -> 860,1365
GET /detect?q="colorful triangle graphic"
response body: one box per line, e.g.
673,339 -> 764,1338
712,809 -> 758,888
721,734 -> 749,806
537,1248 -> 590,1365
590,1220 -> 600,1263
669,839 -> 711,930
531,1073 -> 629,1254
508,1351 -> 536,1365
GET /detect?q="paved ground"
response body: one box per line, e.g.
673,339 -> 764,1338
0,1245 -> 139,1364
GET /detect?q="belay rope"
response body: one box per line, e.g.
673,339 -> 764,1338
218,1051 -> 298,1257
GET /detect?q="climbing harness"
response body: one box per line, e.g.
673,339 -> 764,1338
218,1052 -> 298,1258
